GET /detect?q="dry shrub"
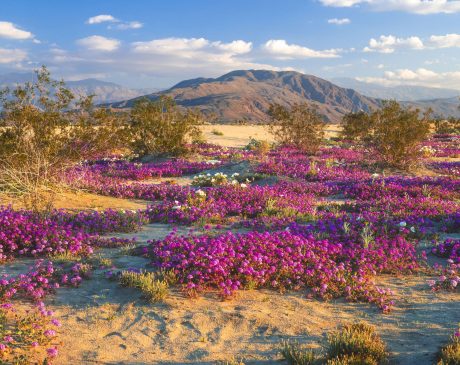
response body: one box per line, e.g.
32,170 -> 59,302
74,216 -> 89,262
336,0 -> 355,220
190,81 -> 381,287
341,101 -> 431,170
434,117 -> 460,135
438,328 -> 460,365
129,96 -> 203,157
326,323 -> 388,365
0,66 -> 127,210
268,103 -> 326,155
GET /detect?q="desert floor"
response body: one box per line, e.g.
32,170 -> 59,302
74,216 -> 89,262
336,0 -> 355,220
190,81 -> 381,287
2,124 -> 458,365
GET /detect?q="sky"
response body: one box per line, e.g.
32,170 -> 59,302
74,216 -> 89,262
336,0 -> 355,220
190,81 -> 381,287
1,0 -> 460,89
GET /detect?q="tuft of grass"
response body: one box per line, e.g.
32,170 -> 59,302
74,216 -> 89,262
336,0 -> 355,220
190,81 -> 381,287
280,340 -> 317,365
216,357 -> 245,365
119,270 -> 169,303
211,129 -> 224,136
438,328 -> 460,365
326,323 -> 388,365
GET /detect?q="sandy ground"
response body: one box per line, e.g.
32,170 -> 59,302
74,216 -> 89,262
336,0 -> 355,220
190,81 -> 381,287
43,225 -> 460,365
201,124 -> 341,147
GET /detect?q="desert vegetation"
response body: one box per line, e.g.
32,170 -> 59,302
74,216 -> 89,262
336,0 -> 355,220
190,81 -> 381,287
0,68 -> 458,364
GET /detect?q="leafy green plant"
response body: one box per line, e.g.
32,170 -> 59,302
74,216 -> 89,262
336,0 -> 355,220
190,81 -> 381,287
129,96 -> 202,157
268,103 -> 326,155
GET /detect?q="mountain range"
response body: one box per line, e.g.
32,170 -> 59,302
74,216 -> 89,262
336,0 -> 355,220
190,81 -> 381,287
2,70 -> 459,122
0,72 -> 157,104
108,70 -> 381,123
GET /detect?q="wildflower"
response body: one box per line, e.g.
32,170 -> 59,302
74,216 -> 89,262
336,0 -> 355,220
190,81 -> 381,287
399,221 -> 407,227
47,347 -> 58,357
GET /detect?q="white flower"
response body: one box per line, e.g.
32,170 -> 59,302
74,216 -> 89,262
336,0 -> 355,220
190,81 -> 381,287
231,179 -> 238,185
371,173 -> 380,178
195,189 -> 206,197
410,226 -> 416,233
399,221 -> 407,227
172,205 -> 182,210
231,173 -> 240,177
240,183 -> 247,188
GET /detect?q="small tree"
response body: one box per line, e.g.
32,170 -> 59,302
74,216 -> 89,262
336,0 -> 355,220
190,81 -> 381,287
0,66 -> 126,210
369,100 -> 431,169
129,96 -> 202,157
268,103 -> 326,154
340,111 -> 373,142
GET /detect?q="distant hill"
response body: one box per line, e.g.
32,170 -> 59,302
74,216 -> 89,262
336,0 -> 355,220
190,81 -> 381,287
403,97 -> 460,119
332,77 -> 460,102
108,70 -> 381,123
0,72 -> 158,104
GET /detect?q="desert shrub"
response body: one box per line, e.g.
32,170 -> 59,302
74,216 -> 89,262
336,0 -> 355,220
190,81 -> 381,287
119,270 -> 170,303
326,323 -> 388,365
280,340 -> 317,365
129,96 -> 202,157
438,327 -> 460,365
245,137 -> 271,155
268,103 -> 326,155
0,66 -> 126,210
369,101 -> 430,169
340,111 -> 373,142
434,117 -> 460,135
211,128 -> 224,136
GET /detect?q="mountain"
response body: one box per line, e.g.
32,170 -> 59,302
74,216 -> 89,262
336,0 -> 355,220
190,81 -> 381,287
403,97 -> 460,119
332,77 -> 460,102
108,70 -> 381,123
0,72 -> 158,104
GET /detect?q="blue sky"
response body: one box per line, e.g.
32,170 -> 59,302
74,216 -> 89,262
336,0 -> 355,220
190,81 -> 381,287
1,0 -> 460,89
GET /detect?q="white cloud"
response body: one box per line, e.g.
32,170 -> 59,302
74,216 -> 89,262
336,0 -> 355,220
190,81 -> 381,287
429,33 -> 460,48
328,18 -> 351,25
364,35 -> 424,53
357,67 -> 460,89
0,48 -> 27,63
262,39 -> 340,59
46,37 -> 291,85
77,35 -> 120,52
114,21 -> 143,30
0,21 -> 33,40
87,14 -> 117,24
320,0 -> 460,14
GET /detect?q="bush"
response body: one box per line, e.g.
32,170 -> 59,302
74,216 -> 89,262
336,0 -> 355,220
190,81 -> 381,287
280,340 -> 317,365
434,117 -> 460,135
326,323 -> 388,365
129,96 -> 202,157
268,103 -> 326,155
119,270 -> 170,303
438,328 -> 460,365
0,66 -> 126,210
340,111 -> 373,142
245,137 -> 271,155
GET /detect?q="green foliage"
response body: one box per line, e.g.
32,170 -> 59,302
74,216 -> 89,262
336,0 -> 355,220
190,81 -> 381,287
0,66 -> 127,210
129,96 -> 202,157
119,270 -> 171,303
341,101 -> 430,170
245,137 -> 271,155
268,103 -> 326,155
340,111 -> 372,142
280,340 -> 317,365
434,117 -> 460,135
326,323 -> 388,365
438,328 -> 460,365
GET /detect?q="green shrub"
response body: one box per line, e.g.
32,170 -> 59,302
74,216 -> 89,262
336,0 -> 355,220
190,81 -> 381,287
245,137 -> 271,155
434,117 -> 460,135
129,96 -> 202,157
340,111 -> 373,142
119,270 -> 170,303
0,66 -> 127,210
280,340 -> 317,365
326,323 -> 388,365
211,128 -> 224,136
438,328 -> 460,365
268,103 -> 326,155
